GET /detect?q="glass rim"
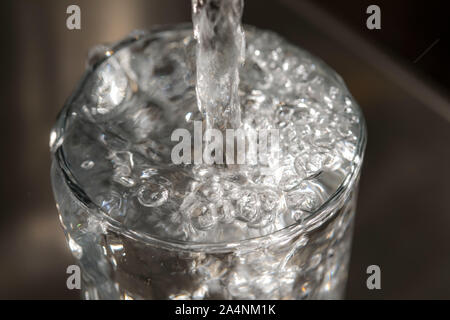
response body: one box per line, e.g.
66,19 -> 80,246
52,25 -> 367,253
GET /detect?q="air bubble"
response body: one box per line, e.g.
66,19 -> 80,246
137,182 -> 169,207
285,182 -> 321,213
81,160 -> 95,170
259,189 -> 280,212
90,59 -> 129,116
191,204 -> 218,230
237,190 -> 260,223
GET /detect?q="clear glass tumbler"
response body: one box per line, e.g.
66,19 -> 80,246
50,27 -> 367,300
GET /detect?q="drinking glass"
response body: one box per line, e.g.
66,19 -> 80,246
51,27 -> 367,300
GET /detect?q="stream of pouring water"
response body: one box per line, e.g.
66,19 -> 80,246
192,0 -> 245,130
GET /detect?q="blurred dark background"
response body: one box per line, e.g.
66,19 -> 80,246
1,0 -> 449,299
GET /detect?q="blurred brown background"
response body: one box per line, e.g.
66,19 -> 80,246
1,0 -> 449,299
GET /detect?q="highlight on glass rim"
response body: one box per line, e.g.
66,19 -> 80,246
3,0 -> 450,305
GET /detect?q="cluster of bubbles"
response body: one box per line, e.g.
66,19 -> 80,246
64,27 -> 362,243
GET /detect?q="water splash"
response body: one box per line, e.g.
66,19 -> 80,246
192,0 -> 245,130
58,26 -> 364,242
